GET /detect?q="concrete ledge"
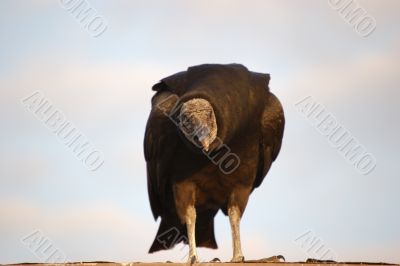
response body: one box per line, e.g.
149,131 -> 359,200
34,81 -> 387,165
4,262 -> 399,266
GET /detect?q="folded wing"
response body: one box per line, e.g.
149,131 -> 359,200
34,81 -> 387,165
253,92 -> 285,190
144,89 -> 180,219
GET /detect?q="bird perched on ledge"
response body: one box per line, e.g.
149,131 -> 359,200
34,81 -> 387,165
144,64 -> 285,263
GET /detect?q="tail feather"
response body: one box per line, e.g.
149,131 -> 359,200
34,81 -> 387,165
149,210 -> 218,253
149,218 -> 186,253
196,210 -> 218,249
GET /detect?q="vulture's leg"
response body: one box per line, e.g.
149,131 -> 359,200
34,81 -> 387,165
173,181 -> 198,264
228,205 -> 244,262
228,187 -> 250,263
185,205 -> 198,264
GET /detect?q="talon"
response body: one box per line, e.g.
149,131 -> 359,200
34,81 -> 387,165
268,255 -> 285,262
260,255 -> 285,263
210,258 -> 221,263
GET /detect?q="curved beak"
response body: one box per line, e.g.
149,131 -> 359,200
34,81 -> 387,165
200,138 -> 210,152
197,125 -> 210,152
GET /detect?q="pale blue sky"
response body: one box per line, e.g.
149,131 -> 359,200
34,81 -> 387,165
0,0 -> 399,264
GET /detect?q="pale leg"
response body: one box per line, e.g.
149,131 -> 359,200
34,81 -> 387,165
186,205 -> 198,264
228,205 -> 244,262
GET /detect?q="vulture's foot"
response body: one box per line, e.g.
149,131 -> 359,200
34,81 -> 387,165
246,255 -> 285,263
230,255 -> 245,263
187,254 -> 199,264
264,255 -> 285,262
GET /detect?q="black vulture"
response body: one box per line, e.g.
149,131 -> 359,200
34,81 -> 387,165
144,64 -> 285,263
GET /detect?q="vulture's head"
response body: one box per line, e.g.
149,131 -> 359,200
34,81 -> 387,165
179,98 -> 217,152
